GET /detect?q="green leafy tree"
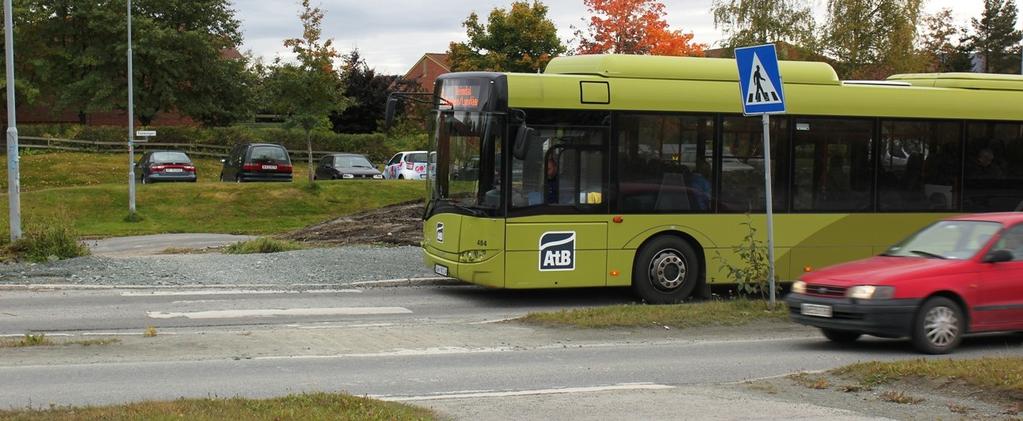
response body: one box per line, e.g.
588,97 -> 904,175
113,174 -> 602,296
265,0 -> 349,182
711,0 -> 816,57
5,0 -> 254,126
822,0 -> 925,79
448,1 -> 566,72
920,8 -> 973,73
969,0 -> 1023,74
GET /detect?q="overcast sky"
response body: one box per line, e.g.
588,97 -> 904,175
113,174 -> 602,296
234,0 -> 998,75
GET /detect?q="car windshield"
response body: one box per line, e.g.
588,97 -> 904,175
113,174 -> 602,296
884,220 -> 1002,260
335,156 -> 373,168
250,146 -> 289,163
407,153 -> 428,163
152,152 -> 191,163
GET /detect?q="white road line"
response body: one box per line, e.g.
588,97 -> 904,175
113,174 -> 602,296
0,333 -> 72,338
0,283 -> 354,291
377,383 -> 676,402
146,307 -> 413,319
121,289 -> 361,297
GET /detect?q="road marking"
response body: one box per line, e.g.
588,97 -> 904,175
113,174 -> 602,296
0,283 -> 361,291
0,333 -> 72,338
146,307 -> 413,319
377,383 -> 675,402
121,289 -> 361,297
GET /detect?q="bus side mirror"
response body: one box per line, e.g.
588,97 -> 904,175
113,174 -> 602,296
513,124 -> 534,160
983,249 -> 1014,263
384,96 -> 400,131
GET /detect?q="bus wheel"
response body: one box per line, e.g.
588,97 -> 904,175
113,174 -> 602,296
632,236 -> 699,304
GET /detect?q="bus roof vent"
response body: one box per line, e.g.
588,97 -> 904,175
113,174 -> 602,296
887,72 -> 1023,91
543,54 -> 841,86
842,80 -> 912,87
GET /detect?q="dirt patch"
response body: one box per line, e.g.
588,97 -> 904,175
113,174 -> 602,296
744,369 -> 1023,420
283,201 -> 424,246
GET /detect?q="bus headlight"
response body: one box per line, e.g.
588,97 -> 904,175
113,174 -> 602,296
459,249 -> 488,263
846,285 -> 895,300
791,280 -> 806,294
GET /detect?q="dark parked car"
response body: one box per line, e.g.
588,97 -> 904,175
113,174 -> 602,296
220,143 -> 293,182
314,153 -> 383,180
135,150 -> 197,184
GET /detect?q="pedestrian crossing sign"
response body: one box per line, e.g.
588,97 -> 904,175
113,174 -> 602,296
735,44 -> 786,115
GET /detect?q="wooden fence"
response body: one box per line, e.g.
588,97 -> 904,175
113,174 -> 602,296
16,136 -> 346,161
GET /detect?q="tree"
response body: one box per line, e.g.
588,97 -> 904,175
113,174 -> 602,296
574,0 -> 705,56
969,0 -> 1023,74
711,0 -> 816,57
920,8 -> 973,73
5,0 -> 255,126
330,49 -> 397,134
265,0 -> 349,182
448,1 -> 566,72
822,0 -> 924,79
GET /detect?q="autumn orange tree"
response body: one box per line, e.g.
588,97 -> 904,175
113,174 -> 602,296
574,0 -> 704,56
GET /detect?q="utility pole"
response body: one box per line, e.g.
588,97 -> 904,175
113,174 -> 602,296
127,0 -> 137,215
4,0 -> 21,240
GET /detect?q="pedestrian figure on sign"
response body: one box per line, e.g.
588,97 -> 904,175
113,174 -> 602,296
753,65 -> 768,102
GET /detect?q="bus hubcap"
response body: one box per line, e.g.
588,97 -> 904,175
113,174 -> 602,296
650,249 -> 686,291
924,306 -> 958,347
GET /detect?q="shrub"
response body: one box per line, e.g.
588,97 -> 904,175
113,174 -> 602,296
7,218 -> 90,263
223,237 -> 304,254
714,214 -> 777,301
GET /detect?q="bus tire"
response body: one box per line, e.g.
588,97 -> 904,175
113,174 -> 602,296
632,236 -> 699,304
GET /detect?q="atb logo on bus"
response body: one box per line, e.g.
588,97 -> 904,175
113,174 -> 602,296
436,222 -> 445,243
539,231 -> 575,271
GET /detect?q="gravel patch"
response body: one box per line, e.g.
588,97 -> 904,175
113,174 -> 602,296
0,246 -> 434,287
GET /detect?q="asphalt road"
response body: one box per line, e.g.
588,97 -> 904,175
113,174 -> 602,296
2,284 -> 1021,419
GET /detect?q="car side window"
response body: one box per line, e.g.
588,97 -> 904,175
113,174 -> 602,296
994,224 -> 1023,261
388,154 -> 402,166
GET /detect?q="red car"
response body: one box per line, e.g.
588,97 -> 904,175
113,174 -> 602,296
786,213 -> 1023,354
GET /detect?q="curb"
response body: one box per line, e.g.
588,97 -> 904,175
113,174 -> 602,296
0,278 -> 463,291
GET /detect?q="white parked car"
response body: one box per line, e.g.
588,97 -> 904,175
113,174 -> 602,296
384,150 -> 429,180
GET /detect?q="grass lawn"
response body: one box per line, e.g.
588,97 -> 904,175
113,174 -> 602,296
518,299 -> 788,329
0,392 -> 437,421
833,357 -> 1023,395
0,179 -> 425,237
0,151 -> 343,190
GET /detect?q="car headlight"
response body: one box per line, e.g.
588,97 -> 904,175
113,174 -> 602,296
846,285 -> 895,300
459,249 -> 488,263
791,280 -> 806,294
342,174 -> 354,179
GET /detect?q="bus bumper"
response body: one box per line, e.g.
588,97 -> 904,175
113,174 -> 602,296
423,246 -> 505,289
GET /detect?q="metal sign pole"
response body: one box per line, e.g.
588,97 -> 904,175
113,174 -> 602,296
4,0 -> 21,240
762,114 -> 776,309
127,0 -> 136,214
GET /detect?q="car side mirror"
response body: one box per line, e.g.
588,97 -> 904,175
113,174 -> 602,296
513,124 -> 534,161
983,249 -> 1014,263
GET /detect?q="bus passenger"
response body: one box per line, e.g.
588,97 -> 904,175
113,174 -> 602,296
545,150 -> 559,204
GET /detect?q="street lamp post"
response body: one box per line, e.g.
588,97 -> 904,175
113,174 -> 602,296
127,0 -> 136,215
4,0 -> 21,240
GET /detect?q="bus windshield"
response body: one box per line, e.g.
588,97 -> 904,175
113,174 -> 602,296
430,111 -> 504,215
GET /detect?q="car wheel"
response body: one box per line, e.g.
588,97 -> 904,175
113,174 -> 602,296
631,236 -> 699,304
821,328 -> 861,343
912,297 -> 964,354
398,174 -> 404,180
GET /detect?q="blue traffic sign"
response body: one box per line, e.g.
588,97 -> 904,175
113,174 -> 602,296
735,44 -> 786,115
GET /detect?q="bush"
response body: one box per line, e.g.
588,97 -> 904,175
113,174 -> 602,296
7,219 -> 91,262
223,237 -> 304,254
714,214 -> 777,301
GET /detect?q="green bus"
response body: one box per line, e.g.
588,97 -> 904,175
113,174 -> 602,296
418,54 -> 1023,304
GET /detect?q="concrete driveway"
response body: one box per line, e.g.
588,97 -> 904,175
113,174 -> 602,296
86,234 -> 256,257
